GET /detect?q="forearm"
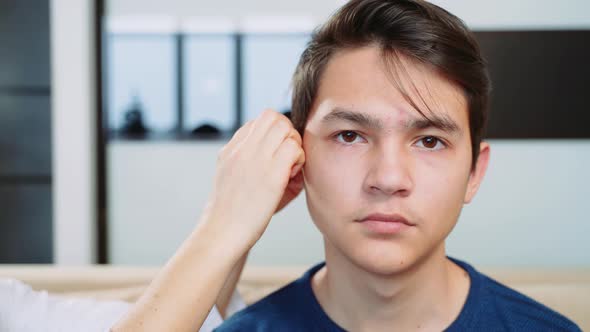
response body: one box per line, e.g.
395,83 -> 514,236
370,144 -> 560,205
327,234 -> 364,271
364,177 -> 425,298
111,216 -> 249,332
215,252 -> 248,318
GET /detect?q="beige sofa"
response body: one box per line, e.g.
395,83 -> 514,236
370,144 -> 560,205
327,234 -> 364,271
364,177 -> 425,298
1,265 -> 588,330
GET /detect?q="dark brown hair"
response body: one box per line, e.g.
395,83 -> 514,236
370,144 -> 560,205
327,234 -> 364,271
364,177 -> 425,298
291,0 -> 491,169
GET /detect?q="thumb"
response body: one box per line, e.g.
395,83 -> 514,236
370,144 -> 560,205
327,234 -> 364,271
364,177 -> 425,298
290,163 -> 303,178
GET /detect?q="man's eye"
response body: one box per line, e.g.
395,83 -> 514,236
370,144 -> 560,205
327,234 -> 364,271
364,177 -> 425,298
415,136 -> 446,150
335,131 -> 364,144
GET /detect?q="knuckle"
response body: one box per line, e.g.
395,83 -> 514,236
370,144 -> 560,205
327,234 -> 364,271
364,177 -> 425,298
275,119 -> 291,135
241,120 -> 254,130
285,137 -> 300,152
282,117 -> 294,130
262,109 -> 277,119
292,129 -> 302,140
277,113 -> 292,125
276,112 -> 291,123
242,121 -> 255,135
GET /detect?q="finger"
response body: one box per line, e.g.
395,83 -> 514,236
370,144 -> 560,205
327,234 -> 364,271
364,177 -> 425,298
233,120 -> 255,140
249,109 -> 283,144
295,144 -> 305,167
263,117 -> 294,157
287,128 -> 302,146
289,148 -> 305,178
288,129 -> 304,168
225,120 -> 254,152
290,162 -> 303,178
274,138 -> 304,182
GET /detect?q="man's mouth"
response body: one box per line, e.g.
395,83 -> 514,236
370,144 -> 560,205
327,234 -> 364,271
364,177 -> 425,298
356,213 -> 415,235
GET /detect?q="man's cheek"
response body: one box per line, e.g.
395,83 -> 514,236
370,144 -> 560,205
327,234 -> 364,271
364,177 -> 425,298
420,172 -> 467,232
306,162 -> 353,207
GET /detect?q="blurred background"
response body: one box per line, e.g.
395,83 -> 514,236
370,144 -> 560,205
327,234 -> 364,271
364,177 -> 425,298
0,0 -> 589,267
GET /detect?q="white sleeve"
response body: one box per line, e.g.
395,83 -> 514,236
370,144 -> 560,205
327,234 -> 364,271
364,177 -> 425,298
225,288 -> 247,318
0,278 -> 130,332
0,278 -> 246,332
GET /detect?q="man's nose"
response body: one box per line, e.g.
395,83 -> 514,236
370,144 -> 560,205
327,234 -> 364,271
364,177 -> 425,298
363,146 -> 413,197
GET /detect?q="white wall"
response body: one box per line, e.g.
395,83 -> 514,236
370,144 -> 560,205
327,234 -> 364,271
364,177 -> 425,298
107,0 -> 590,29
51,0 -> 97,265
104,0 -> 590,267
107,0 -> 345,22
447,140 -> 590,267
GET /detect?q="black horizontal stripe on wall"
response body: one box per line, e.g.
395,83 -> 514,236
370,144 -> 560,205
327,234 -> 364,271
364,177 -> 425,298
0,86 -> 51,96
0,175 -> 52,185
474,30 -> 590,139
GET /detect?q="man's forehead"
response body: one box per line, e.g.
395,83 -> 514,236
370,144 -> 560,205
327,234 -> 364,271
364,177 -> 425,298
309,46 -> 469,132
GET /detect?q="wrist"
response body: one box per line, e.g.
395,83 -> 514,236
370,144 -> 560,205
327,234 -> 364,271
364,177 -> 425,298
192,211 -> 256,262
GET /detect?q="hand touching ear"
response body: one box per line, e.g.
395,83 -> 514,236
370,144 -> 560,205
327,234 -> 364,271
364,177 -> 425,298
112,110 -> 305,332
203,109 -> 305,248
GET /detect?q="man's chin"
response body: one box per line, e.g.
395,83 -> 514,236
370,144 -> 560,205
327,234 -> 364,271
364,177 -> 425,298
361,259 -> 412,277
346,247 -> 418,277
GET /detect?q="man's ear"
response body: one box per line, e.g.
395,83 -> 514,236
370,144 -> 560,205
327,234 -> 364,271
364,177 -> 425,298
464,142 -> 490,204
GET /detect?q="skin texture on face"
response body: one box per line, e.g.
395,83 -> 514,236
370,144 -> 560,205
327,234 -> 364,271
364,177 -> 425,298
302,45 -> 489,277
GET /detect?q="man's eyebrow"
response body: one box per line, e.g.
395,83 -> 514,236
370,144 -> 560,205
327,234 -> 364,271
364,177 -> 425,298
321,108 -> 383,130
321,107 -> 461,135
404,115 -> 461,135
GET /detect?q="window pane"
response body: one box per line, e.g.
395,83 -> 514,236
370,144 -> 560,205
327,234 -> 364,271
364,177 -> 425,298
242,34 -> 310,122
183,35 -> 236,132
0,184 -> 52,263
0,0 -> 50,87
107,35 -> 177,132
0,95 -> 51,176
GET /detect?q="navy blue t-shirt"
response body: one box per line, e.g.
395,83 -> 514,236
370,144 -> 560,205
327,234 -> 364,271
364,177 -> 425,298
215,258 -> 581,331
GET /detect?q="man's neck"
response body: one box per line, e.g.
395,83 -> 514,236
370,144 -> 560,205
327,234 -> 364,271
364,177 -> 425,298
311,243 -> 470,332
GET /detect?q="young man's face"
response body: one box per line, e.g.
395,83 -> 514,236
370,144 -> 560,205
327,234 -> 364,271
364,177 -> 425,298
301,46 -> 489,275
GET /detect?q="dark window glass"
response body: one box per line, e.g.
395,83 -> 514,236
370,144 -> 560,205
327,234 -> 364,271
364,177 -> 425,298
0,0 -> 50,87
0,184 -> 52,263
476,30 -> 590,138
0,95 -> 51,176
